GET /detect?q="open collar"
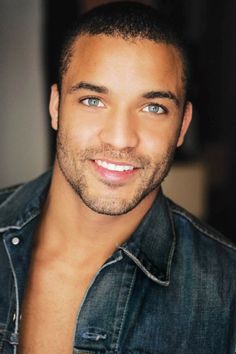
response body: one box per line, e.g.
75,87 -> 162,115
0,171 -> 176,286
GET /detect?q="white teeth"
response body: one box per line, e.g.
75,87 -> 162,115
95,160 -> 134,172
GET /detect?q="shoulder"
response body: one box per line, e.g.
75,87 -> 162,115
167,197 -> 236,254
0,171 -> 52,232
0,183 -> 23,206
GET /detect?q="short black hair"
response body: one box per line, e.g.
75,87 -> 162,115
58,1 -> 190,99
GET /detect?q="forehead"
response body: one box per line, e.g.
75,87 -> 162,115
63,35 -> 184,98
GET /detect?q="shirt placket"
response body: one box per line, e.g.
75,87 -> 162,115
73,252 -> 138,354
2,219 -> 37,354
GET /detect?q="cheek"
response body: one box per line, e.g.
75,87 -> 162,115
141,125 -> 179,159
59,113 -> 101,148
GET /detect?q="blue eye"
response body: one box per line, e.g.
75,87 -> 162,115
143,104 -> 166,114
81,97 -> 104,107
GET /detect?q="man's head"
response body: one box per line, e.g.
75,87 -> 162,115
49,1 -> 192,216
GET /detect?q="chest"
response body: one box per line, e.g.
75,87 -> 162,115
1,251 -> 233,354
18,262 -> 95,354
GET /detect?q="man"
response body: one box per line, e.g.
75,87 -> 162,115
0,2 -> 235,353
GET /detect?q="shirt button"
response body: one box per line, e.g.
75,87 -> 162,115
11,237 -> 20,245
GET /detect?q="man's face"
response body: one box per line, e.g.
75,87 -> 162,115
50,35 -> 192,215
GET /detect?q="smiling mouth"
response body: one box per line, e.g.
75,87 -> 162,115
94,159 -> 136,172
89,158 -> 141,185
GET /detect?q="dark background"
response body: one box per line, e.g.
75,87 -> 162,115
43,0 -> 236,240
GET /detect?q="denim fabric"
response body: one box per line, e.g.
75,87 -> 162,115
0,171 -> 236,354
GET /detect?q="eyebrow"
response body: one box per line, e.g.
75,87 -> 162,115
68,81 -> 109,94
142,91 -> 180,107
68,81 -> 180,107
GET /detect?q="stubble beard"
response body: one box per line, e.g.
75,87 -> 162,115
56,131 -> 177,216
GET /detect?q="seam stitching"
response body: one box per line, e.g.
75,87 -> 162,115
171,206 -> 236,251
115,266 -> 137,352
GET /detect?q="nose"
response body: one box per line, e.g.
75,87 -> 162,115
98,108 -> 139,150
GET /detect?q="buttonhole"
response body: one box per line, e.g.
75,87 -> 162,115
81,332 -> 107,341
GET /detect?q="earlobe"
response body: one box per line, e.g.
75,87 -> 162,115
177,101 -> 193,147
49,84 -> 60,131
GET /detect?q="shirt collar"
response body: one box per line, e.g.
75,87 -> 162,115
0,171 -> 176,286
0,170 -> 51,232
119,190 -> 176,286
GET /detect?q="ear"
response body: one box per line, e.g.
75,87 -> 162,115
49,84 -> 60,131
177,101 -> 193,147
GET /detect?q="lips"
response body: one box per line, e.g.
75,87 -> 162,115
92,159 -> 139,184
95,159 -> 134,172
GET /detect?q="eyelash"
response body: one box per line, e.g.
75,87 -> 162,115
78,96 -> 168,114
143,103 -> 168,115
79,96 -> 103,106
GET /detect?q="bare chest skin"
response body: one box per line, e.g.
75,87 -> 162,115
18,255 -> 97,354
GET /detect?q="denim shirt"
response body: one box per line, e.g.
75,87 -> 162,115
0,171 -> 236,354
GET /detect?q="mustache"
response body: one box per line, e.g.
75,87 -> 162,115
79,145 -> 151,167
